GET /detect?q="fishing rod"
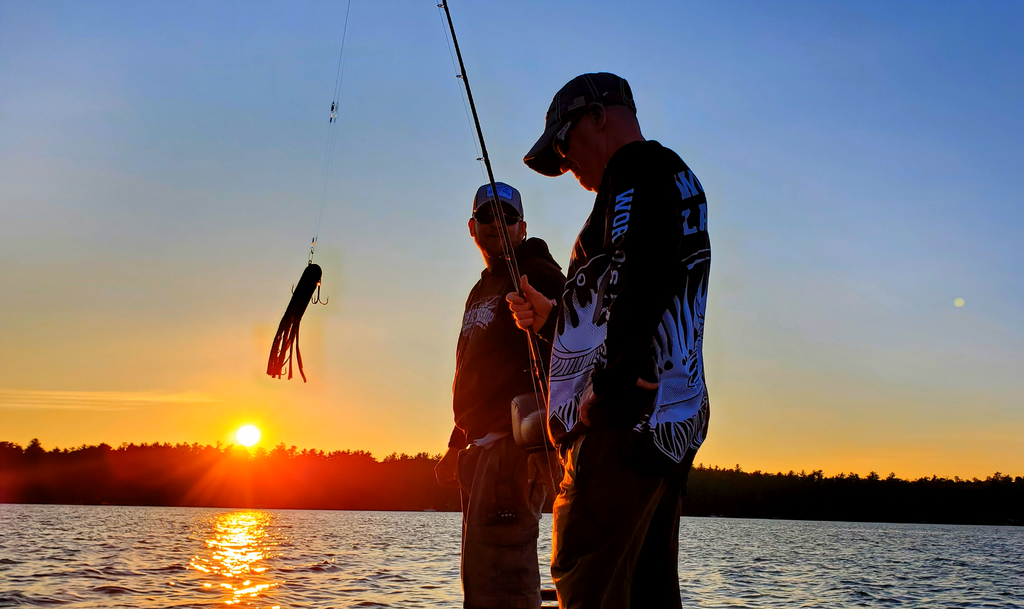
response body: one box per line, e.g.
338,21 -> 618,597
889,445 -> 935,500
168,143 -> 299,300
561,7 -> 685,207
439,2 -> 523,295
438,0 -> 560,496
438,2 -> 560,500
438,0 -> 549,407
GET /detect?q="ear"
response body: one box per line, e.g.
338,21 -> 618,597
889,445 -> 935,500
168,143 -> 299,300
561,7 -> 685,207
590,103 -> 607,131
468,217 -> 476,237
521,220 -> 527,238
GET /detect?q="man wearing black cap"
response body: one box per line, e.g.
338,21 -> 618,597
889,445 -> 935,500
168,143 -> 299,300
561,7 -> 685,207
508,73 -> 711,608
436,182 -> 565,609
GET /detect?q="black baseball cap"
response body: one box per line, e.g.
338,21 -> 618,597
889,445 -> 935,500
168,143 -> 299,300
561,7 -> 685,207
523,72 -> 636,177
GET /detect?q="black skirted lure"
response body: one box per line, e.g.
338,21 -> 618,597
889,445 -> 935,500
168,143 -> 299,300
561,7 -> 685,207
267,262 -> 328,382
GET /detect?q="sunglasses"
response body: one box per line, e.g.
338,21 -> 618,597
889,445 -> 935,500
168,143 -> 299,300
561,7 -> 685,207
554,104 -> 603,159
473,203 -> 522,225
554,118 -> 575,159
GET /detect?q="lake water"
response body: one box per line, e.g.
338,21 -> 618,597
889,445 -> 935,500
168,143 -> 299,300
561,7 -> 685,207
0,505 -> 1021,608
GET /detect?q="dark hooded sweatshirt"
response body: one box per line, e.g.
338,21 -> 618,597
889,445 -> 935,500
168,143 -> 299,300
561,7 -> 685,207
449,237 -> 565,448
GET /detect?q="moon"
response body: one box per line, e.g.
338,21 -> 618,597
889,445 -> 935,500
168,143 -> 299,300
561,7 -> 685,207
236,425 -> 261,447
954,298 -> 965,308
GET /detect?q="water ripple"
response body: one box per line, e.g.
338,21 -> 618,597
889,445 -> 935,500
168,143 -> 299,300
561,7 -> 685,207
0,505 -> 1022,608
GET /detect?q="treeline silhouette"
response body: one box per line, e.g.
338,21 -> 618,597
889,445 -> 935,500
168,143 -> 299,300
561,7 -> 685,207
0,439 -> 459,511
683,464 -> 1022,525
2,440 -> 1021,525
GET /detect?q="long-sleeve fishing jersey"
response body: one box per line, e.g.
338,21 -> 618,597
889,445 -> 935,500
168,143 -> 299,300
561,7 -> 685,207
449,238 -> 565,448
545,140 -> 711,466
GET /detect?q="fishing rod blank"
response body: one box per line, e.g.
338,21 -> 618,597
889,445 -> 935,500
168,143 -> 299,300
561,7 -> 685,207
438,1 -> 523,294
438,1 -> 554,474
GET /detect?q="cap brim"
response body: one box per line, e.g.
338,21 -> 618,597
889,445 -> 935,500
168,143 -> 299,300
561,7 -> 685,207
523,122 -> 568,177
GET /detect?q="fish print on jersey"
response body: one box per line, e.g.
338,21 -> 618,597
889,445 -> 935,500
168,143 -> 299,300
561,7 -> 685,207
640,168 -> 711,463
646,268 -> 710,463
548,255 -> 610,434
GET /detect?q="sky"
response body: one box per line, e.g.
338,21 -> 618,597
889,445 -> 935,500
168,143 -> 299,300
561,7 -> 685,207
2,0 -> 1022,479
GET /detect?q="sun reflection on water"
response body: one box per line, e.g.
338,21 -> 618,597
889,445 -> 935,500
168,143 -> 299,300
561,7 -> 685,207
190,510 -> 282,608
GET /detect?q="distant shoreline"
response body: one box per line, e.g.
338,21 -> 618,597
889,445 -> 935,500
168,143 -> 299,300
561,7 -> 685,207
2,440 -> 1021,526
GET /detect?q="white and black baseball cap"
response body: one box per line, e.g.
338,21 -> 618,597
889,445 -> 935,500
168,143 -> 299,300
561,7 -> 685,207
473,182 -> 523,217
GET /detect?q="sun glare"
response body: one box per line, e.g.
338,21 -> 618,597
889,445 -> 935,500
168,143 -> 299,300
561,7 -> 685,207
236,425 -> 261,447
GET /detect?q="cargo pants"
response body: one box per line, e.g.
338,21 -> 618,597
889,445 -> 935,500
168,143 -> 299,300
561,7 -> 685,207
458,435 -> 551,609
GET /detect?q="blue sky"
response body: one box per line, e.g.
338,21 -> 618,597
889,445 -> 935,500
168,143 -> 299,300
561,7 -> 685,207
2,0 -> 1022,477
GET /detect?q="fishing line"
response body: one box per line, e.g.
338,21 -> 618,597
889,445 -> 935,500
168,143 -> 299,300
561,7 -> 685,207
438,0 -> 558,493
267,0 -> 354,382
311,0 -> 355,262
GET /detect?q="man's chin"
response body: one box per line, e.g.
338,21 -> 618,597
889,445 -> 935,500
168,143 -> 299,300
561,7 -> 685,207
571,170 -> 598,192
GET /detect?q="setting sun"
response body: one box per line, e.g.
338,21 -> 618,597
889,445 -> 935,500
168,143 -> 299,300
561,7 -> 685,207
236,425 -> 261,447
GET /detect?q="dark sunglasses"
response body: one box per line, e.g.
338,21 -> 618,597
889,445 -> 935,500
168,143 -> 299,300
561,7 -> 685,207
554,104 -> 602,159
554,118 -> 575,159
473,203 -> 522,225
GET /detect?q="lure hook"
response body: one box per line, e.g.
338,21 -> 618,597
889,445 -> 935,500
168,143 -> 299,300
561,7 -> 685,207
312,282 -> 329,305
